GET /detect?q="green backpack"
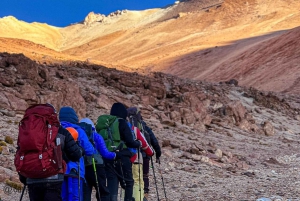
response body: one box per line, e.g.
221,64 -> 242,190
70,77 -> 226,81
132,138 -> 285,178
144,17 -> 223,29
77,122 -> 103,166
96,115 -> 127,152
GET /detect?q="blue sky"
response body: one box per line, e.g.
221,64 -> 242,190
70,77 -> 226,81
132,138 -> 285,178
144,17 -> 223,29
0,0 -> 175,27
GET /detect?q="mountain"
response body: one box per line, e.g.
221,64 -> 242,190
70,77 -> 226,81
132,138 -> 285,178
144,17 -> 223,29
0,0 -> 300,94
1,1 -> 300,200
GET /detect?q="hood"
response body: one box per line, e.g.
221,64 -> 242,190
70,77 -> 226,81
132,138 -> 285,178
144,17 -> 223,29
110,102 -> 128,119
59,106 -> 79,124
80,118 -> 95,129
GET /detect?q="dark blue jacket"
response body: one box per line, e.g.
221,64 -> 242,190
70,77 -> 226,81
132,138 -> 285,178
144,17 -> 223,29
141,121 -> 161,158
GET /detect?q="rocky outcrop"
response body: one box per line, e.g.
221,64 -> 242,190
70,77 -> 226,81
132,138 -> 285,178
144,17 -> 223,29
83,12 -> 106,25
83,10 -> 128,25
0,53 -> 86,117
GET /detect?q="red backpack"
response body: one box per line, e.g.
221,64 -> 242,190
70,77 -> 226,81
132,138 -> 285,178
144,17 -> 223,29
14,104 -> 66,178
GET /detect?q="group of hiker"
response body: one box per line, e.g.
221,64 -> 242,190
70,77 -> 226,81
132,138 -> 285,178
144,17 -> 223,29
14,102 -> 162,201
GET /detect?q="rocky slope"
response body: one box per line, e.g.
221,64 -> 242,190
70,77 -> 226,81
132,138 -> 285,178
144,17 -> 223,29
1,53 -> 300,200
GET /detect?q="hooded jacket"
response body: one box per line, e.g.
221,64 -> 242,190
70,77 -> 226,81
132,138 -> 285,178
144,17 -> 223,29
59,107 -> 94,179
128,123 -> 154,164
110,103 -> 141,150
127,106 -> 161,158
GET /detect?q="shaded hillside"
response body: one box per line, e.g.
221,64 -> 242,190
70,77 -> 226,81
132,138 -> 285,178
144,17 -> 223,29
203,26 -> 300,94
163,26 -> 300,94
1,53 -> 300,200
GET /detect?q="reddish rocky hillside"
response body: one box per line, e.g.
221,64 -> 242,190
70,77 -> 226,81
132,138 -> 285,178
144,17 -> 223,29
1,53 -> 300,200
1,0 -> 300,96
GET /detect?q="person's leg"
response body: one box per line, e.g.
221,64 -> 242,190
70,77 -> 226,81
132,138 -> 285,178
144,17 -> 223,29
120,156 -> 134,201
83,166 -> 93,201
105,159 -> 119,201
28,183 -> 45,201
132,163 -> 144,201
96,165 -> 110,201
71,176 -> 80,201
142,157 -> 150,197
61,178 -> 68,201
44,181 -> 63,201
62,176 -> 78,201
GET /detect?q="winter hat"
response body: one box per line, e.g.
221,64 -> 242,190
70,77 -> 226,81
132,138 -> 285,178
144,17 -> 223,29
59,106 -> 79,124
80,118 -> 95,129
110,102 -> 128,119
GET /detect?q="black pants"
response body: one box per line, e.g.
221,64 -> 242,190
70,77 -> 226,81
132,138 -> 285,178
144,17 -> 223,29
104,156 -> 134,201
83,165 -> 110,201
143,157 -> 150,194
28,181 -> 62,201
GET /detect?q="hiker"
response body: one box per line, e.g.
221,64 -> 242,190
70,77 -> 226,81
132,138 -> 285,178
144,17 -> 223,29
15,103 -> 83,201
96,102 -> 142,201
127,107 -> 162,200
59,106 -> 95,201
127,119 -> 154,201
79,118 -> 121,201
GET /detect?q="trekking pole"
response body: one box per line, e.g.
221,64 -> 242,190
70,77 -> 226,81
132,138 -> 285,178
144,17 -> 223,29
92,158 -> 101,201
78,161 -> 81,201
150,157 -> 160,201
138,148 -> 141,201
19,185 -> 26,201
157,159 -> 167,201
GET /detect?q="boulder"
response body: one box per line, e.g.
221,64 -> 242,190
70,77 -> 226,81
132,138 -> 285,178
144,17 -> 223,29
263,121 -> 275,136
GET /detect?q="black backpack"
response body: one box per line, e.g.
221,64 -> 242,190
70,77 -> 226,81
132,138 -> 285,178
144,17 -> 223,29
77,122 -> 103,166
127,107 -> 151,143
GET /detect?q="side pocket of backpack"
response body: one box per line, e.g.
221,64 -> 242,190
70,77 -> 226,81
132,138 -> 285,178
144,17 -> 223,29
53,143 -> 63,170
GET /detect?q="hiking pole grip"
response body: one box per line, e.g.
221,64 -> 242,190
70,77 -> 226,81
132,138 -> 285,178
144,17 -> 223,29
150,157 -> 160,201
19,185 -> 26,201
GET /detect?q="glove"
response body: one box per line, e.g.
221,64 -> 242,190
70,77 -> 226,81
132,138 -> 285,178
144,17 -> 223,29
115,152 -> 122,160
135,140 -> 142,148
18,173 -> 27,185
156,150 -> 161,160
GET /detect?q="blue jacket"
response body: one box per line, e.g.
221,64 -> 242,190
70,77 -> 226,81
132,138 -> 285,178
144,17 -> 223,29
93,128 -> 116,160
60,121 -> 94,178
